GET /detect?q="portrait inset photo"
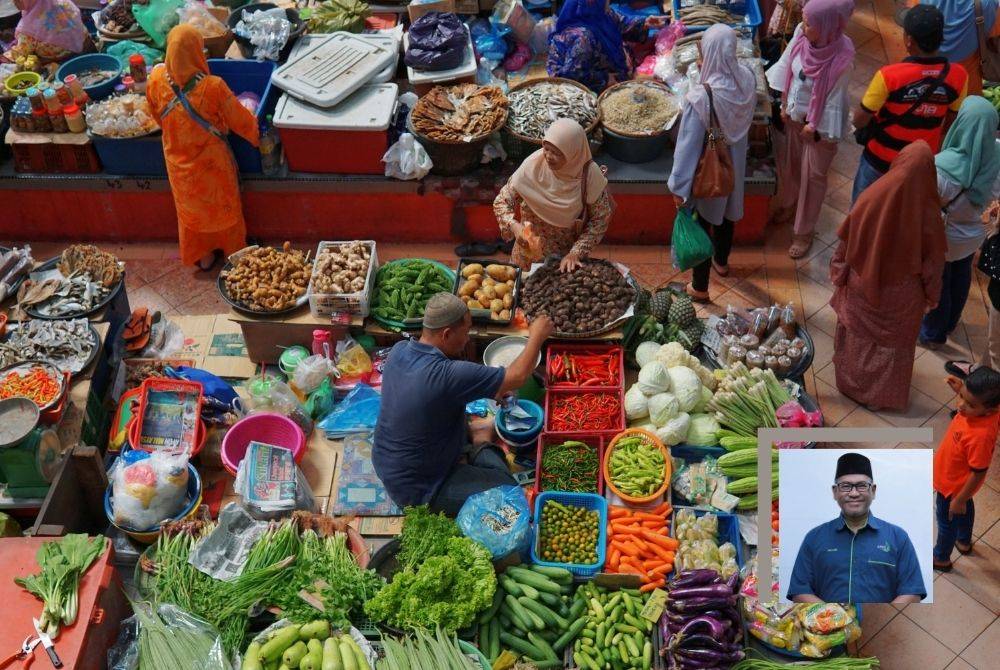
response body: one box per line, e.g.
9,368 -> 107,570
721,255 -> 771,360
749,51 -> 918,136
778,449 -> 934,604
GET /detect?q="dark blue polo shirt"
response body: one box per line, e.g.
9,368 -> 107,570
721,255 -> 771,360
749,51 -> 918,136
787,514 -> 926,603
373,340 -> 505,507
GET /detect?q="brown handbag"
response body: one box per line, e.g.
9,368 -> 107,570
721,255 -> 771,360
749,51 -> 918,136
692,84 -> 735,199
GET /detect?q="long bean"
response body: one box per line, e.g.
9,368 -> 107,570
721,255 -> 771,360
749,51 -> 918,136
731,652 -> 881,669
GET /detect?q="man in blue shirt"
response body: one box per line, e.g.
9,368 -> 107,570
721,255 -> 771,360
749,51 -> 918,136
373,292 -> 553,516
787,452 -> 926,604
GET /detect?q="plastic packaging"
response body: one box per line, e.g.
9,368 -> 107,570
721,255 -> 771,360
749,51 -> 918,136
178,0 -> 229,38
671,207 -> 714,271
457,485 -> 531,559
64,104 -> 86,133
233,440 -> 316,519
108,603 -> 231,670
383,132 -> 433,180
111,449 -> 190,531
317,382 -> 381,437
234,7 -> 291,61
404,12 -> 467,71
336,337 -> 372,378
133,0 -> 185,48
293,354 -> 338,395
245,377 -> 314,435
304,377 -> 336,420
471,18 -> 510,62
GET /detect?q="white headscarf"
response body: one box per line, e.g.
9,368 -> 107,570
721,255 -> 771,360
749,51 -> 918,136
685,24 -> 757,143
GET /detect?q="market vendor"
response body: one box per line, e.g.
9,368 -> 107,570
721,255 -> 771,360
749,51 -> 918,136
373,293 -> 553,517
2,0 -> 93,64
146,25 -> 260,271
494,119 -> 614,273
787,453 -> 926,604
546,0 -> 667,93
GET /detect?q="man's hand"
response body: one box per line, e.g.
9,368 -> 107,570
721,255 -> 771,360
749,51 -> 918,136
528,314 -> 554,341
468,415 -> 496,445
560,252 -> 582,273
948,496 -> 969,519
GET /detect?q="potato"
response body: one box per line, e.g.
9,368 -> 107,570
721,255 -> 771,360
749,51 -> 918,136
480,286 -> 496,301
474,289 -> 488,303
468,273 -> 484,285
494,283 -> 511,298
486,264 -> 512,281
490,298 -> 504,312
503,293 -> 513,309
499,309 -> 511,320
459,279 -> 478,297
482,277 -> 496,288
462,263 -> 484,278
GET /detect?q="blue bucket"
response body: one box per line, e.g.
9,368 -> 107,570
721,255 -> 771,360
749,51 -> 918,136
57,54 -> 122,101
496,399 -> 544,451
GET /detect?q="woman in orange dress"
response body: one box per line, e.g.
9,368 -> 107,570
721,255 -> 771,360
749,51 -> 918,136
146,24 -> 259,270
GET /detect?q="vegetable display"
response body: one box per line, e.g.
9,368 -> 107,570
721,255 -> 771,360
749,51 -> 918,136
624,288 -> 703,358
221,243 -> 313,312
456,262 -> 518,322
731,656 -> 880,670
477,564 -> 579,667
707,363 -> 791,438
673,508 -> 739,579
241,621 -> 371,670
133,603 -> 228,670
605,503 -> 677,591
547,347 -> 622,387
379,628 -> 479,670
15,534 -> 106,638
372,259 -> 453,323
540,440 -> 600,493
310,241 -> 372,296
606,432 -> 667,500
571,582 -> 655,670
521,259 -> 634,334
537,499 -> 600,565
661,569 -> 744,669
0,365 -> 61,407
548,392 -> 622,432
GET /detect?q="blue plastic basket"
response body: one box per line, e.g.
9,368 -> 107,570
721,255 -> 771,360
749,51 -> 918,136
672,0 -> 762,33
90,132 -> 167,176
57,53 -> 122,101
531,491 -> 608,577
672,505 -> 744,568
208,59 -> 279,174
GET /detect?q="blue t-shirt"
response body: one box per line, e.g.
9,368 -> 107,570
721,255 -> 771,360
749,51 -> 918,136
787,514 -> 926,603
372,340 -> 505,507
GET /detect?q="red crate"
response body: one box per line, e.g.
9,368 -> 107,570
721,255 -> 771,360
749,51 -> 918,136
545,343 -> 625,391
534,432 -> 605,495
544,389 -> 625,436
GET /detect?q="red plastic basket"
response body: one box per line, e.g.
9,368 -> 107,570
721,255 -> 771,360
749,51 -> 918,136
545,343 -> 625,391
221,412 -> 306,476
543,389 -> 625,436
135,378 -> 204,455
534,432 -> 605,495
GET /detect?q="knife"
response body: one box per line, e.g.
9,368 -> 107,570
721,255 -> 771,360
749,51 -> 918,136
32,618 -> 62,668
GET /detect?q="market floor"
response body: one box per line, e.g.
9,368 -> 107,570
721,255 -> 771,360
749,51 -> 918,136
21,2 -> 1000,667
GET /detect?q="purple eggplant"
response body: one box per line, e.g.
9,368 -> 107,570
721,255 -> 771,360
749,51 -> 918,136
668,569 -> 721,589
674,616 -> 730,639
669,583 -> 736,600
668,595 -> 738,613
672,634 -> 728,652
725,570 -> 740,592
673,646 -> 730,665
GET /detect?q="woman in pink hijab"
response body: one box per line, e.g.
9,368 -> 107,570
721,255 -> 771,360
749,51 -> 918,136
3,0 -> 90,64
765,0 -> 854,259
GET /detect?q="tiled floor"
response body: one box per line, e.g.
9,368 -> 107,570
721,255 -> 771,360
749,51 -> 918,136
16,2 -> 1000,666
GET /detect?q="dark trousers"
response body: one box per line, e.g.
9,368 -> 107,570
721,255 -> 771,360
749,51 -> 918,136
934,491 -> 975,562
692,218 -> 735,292
921,254 -> 975,344
430,443 -> 515,517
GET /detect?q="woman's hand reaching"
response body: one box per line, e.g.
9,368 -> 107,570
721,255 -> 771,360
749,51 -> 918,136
560,252 -> 582,273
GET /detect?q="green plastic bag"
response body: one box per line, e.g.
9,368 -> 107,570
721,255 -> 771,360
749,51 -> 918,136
132,0 -> 184,48
305,378 -> 336,421
105,40 -> 164,69
670,207 -> 714,271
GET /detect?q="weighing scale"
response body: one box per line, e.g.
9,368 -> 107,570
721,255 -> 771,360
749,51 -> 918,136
0,397 -> 61,499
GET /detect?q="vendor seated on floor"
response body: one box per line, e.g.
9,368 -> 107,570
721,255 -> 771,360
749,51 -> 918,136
373,293 -> 553,517
1,0 -> 93,65
546,0 -> 667,93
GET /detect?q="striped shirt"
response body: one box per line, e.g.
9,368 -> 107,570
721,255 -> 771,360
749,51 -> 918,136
861,56 -> 968,172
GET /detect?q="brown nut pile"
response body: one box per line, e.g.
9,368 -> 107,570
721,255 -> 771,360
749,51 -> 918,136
457,262 -> 517,321
221,242 -> 312,312
521,259 -> 634,334
58,244 -> 123,287
311,241 -> 372,295
411,84 -> 508,142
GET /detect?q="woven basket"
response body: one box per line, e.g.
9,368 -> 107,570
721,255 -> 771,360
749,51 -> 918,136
603,428 -> 671,504
501,77 -> 601,162
598,79 -> 680,139
407,106 -> 507,177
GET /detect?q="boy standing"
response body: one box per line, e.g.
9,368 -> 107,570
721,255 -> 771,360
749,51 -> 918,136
933,367 -> 1000,570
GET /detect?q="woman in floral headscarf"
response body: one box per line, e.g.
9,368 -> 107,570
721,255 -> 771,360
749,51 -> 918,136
3,0 -> 91,64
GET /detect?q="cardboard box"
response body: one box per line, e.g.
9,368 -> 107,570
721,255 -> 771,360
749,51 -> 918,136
408,0 -> 456,22
455,0 -> 479,13
171,315 -> 258,379
228,309 -> 362,365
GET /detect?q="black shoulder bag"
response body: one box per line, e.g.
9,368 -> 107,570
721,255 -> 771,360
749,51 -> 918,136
854,62 -> 950,146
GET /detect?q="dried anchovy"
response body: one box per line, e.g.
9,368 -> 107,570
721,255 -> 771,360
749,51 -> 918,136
507,82 -> 598,140
0,318 -> 95,374
17,272 -> 112,318
601,83 -> 680,135
676,4 -> 741,26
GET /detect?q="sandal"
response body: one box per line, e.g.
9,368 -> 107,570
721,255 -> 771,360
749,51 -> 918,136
685,282 -> 711,303
788,234 -> 813,260
712,260 -> 730,277
933,559 -> 953,572
955,540 -> 973,555
945,360 -> 974,379
196,250 -> 222,272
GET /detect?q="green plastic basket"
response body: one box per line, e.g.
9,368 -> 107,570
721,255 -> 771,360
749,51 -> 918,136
370,259 -> 457,331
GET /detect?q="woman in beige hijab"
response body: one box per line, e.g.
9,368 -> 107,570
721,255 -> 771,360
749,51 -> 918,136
494,119 -> 615,271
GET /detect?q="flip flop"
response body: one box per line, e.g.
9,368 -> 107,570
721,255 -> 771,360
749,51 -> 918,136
945,360 -> 974,379
685,282 -> 711,303
788,234 -> 813,260
455,242 -> 501,257
123,308 -> 150,341
124,309 -> 153,352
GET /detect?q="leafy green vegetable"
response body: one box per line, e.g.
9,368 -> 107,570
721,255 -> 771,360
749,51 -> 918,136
397,505 -> 461,570
365,536 -> 496,632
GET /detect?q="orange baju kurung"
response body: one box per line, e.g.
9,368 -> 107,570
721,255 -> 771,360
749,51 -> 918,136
146,26 -> 259,266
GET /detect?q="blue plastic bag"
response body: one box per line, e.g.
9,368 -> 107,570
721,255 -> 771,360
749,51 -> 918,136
166,366 -> 238,406
318,383 -> 381,437
457,485 -> 531,559
471,18 -> 511,62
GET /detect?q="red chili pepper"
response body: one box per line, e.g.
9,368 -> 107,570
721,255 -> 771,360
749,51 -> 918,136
549,392 -> 622,432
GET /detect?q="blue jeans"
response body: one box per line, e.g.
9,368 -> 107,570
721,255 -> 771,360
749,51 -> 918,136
921,254 -> 975,344
430,443 -> 515,517
852,153 -> 885,204
934,491 -> 975,562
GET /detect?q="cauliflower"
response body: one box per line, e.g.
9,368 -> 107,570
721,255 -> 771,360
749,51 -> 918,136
656,342 -> 717,392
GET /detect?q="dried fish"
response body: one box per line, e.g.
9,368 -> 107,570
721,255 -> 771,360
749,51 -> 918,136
0,246 -> 34,302
600,82 -> 680,136
57,244 -> 123,288
0,318 -> 96,374
507,82 -> 598,140
412,84 -> 509,142
17,271 -> 112,317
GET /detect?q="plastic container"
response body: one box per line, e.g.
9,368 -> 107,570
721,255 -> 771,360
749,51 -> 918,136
603,428 -> 671,504
306,240 -> 378,318
535,432 -> 605,495
672,0 -> 762,33
4,71 -> 40,96
453,258 -> 521,326
545,343 -> 624,391
273,84 -> 397,174
135,378 -> 204,455
496,399 -> 544,454
227,3 -> 306,62
288,33 -> 399,87
104,463 -> 202,543
671,505 -> 745,568
544,389 -> 625,436
89,132 -> 168,176
531,491 -> 608,578
56,54 -> 122,101
220,412 -> 307,476
127,415 -> 207,457
208,59 -> 278,173
403,25 -> 476,96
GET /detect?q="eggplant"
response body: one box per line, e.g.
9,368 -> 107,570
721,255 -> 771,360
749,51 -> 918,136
675,616 -> 730,639
669,583 -> 736,600
668,595 -> 738,613
668,569 -> 721,589
673,634 -> 728,652
673,646 -> 730,665
725,570 -> 740,592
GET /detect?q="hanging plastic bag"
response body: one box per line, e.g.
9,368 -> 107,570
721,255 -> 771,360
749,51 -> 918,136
106,40 -> 164,69
177,1 -> 229,38
383,132 -> 433,180
456,485 -> 531,559
503,42 -> 531,72
235,8 -> 291,61
245,377 -> 314,435
318,383 -> 381,437
132,0 -> 185,48
111,450 -> 190,531
404,12 -> 468,71
108,603 -> 231,670
670,207 -> 714,271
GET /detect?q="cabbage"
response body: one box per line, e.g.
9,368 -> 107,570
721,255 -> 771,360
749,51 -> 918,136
655,412 -> 690,446
648,392 -> 680,427
692,386 -> 714,414
687,413 -> 721,446
635,341 -> 662,368
638,361 -> 671,395
667,366 -> 703,412
625,385 -> 649,420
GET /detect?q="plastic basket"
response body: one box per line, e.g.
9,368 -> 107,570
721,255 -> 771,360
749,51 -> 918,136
307,240 -> 378,318
544,389 -> 625,436
535,432 -> 605,495
531,490 -> 608,577
104,462 -> 202,544
221,412 -> 306,476
672,0 -> 762,33
603,428 -> 671,504
90,132 -> 167,176
545,343 -> 624,391
672,505 -> 744,568
453,258 -> 521,326
208,59 -> 279,173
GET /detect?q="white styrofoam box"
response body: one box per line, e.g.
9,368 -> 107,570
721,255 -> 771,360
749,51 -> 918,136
273,84 -> 398,131
271,32 -> 395,108
403,25 -> 476,87
289,33 -> 399,85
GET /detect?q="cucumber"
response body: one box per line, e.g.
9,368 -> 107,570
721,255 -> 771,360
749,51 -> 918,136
538,591 -> 562,608
505,595 -> 541,631
518,582 -> 540,599
527,661 -> 563,669
527,632 -> 558,661
519,597 -> 568,629
500,602 -> 530,633
507,567 -> 563,594
242,643 -> 264,670
500,574 -> 524,597
478,589 -> 504,624
553,618 -> 587,653
321,638 -> 342,670
498,632 -> 544,660
530,565 -> 574,583
487,617 -> 501,661
338,640 -> 357,670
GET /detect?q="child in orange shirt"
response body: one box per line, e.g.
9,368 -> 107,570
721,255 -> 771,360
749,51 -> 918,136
933,367 -> 1000,570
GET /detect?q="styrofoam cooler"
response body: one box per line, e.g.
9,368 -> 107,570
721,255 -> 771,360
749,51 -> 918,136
404,26 -> 477,96
289,33 -> 399,85
274,84 -> 398,174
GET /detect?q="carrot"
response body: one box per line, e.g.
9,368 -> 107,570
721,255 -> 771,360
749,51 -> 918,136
635,512 -> 664,522
640,579 -> 665,593
630,537 -> 650,552
613,541 -> 639,558
620,558 -> 645,574
608,548 -> 621,570
651,502 -> 671,516
648,543 -> 675,562
650,562 -> 674,576
641,520 -> 666,530
608,506 -> 629,519
642,530 -> 680,550
642,559 -> 666,570
611,524 -> 645,536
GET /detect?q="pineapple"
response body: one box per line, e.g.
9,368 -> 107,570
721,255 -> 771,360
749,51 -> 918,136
635,288 -> 652,315
668,292 -> 697,328
676,320 -> 705,351
650,290 -> 673,322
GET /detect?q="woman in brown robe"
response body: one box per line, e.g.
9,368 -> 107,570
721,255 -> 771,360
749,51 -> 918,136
829,141 -> 947,411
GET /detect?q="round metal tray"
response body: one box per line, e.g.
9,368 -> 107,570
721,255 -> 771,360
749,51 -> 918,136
371,259 -> 457,331
23,255 -> 125,320
216,248 -> 310,317
2,320 -> 101,378
702,325 -> 815,380
0,360 -> 66,413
